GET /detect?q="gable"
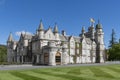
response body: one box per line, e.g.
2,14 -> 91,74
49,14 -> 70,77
82,38 -> 86,44
44,28 -> 55,40
69,36 -> 75,42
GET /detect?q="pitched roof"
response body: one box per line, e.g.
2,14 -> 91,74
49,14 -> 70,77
73,36 -> 81,42
59,35 -> 67,41
24,33 -> 33,40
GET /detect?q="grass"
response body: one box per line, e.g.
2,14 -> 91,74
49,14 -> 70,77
0,64 -> 120,80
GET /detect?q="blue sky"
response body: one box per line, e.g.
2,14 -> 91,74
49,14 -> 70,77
0,0 -> 120,48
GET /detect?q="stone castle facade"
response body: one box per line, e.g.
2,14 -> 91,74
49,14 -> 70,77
7,20 -> 105,65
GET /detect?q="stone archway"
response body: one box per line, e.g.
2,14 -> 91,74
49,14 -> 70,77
55,52 -> 61,65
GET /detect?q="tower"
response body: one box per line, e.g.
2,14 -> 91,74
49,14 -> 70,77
53,23 -> 59,40
37,20 -> 44,39
7,32 -> 14,62
48,41 -> 56,65
95,20 -> 105,63
88,22 -> 95,40
62,42 -> 68,64
62,30 -> 66,36
95,20 -> 104,44
81,26 -> 85,37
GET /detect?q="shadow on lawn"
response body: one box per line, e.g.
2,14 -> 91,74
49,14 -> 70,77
89,67 -> 115,79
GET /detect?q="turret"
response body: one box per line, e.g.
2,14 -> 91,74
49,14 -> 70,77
37,20 -> 44,39
53,23 -> 59,40
95,20 -> 104,44
88,18 -> 95,40
81,26 -> 85,34
7,32 -> 17,49
91,24 -> 95,40
88,22 -> 95,40
23,32 -> 28,46
81,26 -> 85,38
7,32 -> 14,43
7,32 -> 14,47
95,20 -> 105,63
7,33 -> 14,63
62,30 -> 66,36
48,41 -> 56,65
62,42 -> 68,64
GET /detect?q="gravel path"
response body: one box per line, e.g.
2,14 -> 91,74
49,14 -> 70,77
0,62 -> 120,71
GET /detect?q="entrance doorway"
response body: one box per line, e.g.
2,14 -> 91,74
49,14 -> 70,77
44,53 -> 49,65
33,55 -> 37,64
55,52 -> 61,65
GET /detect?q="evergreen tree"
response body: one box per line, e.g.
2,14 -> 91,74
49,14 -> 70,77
109,29 -> 117,47
108,29 -> 120,61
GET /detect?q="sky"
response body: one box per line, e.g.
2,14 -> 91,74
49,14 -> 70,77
0,0 -> 120,48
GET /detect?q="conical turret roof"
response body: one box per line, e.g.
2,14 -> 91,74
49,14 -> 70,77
38,20 -> 44,31
7,32 -> 14,42
54,23 -> 58,33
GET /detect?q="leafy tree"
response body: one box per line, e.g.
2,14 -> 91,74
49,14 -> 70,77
108,44 -> 120,61
109,29 -> 117,47
0,45 -> 7,62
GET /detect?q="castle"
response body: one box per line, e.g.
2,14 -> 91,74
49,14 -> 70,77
7,20 -> 105,65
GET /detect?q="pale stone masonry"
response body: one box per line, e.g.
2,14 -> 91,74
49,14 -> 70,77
7,20 -> 105,65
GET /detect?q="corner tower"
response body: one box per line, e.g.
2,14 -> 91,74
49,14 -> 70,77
37,20 -> 44,39
95,20 -> 105,63
7,32 -> 14,62
53,23 -> 59,40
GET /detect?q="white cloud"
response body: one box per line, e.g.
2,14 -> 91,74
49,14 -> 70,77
15,31 -> 32,36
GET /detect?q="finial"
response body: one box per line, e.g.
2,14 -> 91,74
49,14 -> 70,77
98,19 -> 100,24
82,26 -> 85,33
55,22 -> 57,25
82,26 -> 85,30
40,19 -> 42,23
49,25 -> 51,28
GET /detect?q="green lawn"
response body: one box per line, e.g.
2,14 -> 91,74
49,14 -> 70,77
0,64 -> 120,80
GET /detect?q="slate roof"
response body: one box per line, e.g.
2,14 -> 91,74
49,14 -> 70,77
73,36 -> 81,42
24,34 -> 33,40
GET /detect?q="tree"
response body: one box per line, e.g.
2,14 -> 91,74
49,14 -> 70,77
109,29 -> 117,47
0,45 -> 7,63
108,44 -> 120,61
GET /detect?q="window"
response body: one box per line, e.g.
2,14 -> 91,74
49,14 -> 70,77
56,56 -> 61,62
